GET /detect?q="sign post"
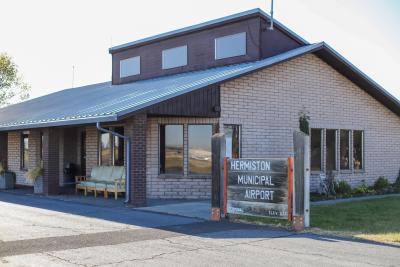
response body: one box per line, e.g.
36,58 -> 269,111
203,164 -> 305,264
225,158 -> 293,220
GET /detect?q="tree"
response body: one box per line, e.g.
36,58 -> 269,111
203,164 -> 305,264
0,53 -> 30,107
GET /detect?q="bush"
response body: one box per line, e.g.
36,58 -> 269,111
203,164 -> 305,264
26,167 -> 43,183
352,183 -> 374,195
334,180 -> 352,195
373,176 -> 390,191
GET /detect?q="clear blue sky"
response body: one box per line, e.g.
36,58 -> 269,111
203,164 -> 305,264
1,0 -> 399,100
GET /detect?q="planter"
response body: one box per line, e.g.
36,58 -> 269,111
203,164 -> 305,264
0,172 -> 16,190
33,176 -> 43,194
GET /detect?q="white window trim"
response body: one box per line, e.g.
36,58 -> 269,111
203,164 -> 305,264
214,32 -> 247,60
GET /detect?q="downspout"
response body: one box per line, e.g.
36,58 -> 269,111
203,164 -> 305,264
96,122 -> 131,204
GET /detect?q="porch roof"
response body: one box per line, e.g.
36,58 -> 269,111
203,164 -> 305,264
0,42 -> 399,131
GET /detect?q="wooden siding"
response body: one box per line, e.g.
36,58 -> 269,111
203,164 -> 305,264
260,18 -> 302,58
112,17 -> 262,85
146,85 -> 220,117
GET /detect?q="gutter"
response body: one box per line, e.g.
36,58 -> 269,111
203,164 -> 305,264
96,122 -> 131,204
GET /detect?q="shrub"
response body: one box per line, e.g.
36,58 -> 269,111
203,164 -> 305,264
352,183 -> 374,195
373,176 -> 390,191
334,180 -> 352,195
26,167 -> 43,183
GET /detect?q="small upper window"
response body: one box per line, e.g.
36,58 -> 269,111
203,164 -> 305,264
162,46 -> 188,69
120,56 -> 140,78
215,32 -> 246,60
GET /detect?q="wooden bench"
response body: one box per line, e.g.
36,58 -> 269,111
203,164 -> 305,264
75,166 -> 125,200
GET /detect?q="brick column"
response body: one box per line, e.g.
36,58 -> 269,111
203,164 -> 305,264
42,128 -> 60,195
125,114 -> 147,206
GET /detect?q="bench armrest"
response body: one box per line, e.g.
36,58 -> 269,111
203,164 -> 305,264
75,176 -> 87,182
114,178 -> 125,188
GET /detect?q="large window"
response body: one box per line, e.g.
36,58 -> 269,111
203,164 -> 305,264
340,130 -> 350,170
224,125 -> 241,158
326,130 -> 337,171
188,125 -> 212,174
159,125 -> 183,174
162,45 -> 188,69
120,56 -> 140,78
100,127 -> 124,166
311,129 -> 322,171
215,32 -> 246,60
21,133 -> 29,170
353,130 -> 364,170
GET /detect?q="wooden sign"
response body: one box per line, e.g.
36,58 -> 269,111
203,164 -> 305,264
225,158 -> 293,219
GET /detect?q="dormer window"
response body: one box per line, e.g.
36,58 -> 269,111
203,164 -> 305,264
215,32 -> 246,60
162,45 -> 188,70
120,56 -> 140,78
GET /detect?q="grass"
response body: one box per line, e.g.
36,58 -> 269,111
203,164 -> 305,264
311,196 -> 400,244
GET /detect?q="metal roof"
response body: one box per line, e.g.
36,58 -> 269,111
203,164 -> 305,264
109,8 -> 308,54
1,42 -> 399,131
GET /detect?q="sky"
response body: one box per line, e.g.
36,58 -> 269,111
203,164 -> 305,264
1,0 -> 399,101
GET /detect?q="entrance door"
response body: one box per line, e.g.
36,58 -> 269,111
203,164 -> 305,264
80,131 -> 86,175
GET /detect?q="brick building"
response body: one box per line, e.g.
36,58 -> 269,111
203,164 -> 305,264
0,9 -> 399,205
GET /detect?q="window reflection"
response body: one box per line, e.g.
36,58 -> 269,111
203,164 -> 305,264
353,131 -> 363,170
224,125 -> 240,158
160,125 -> 183,174
189,125 -> 212,174
340,130 -> 350,170
311,129 -> 322,171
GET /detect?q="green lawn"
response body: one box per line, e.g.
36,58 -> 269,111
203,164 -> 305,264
311,196 -> 400,244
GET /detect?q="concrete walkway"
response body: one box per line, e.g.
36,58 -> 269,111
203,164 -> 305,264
1,191 -> 399,266
137,199 -> 211,220
312,193 -> 400,206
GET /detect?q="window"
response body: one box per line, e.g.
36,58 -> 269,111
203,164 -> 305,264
100,127 -> 125,166
120,56 -> 140,78
160,125 -> 184,174
326,130 -> 337,171
340,130 -> 350,170
21,133 -> 29,170
311,129 -> 322,171
114,127 -> 124,166
215,32 -> 246,60
224,125 -> 241,158
100,131 -> 112,166
188,125 -> 212,174
353,130 -> 364,170
162,45 -> 187,69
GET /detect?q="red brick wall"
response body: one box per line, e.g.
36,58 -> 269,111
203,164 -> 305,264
42,128 -> 60,194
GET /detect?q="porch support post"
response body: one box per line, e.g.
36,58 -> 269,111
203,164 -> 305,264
42,128 -> 60,195
125,113 -> 147,206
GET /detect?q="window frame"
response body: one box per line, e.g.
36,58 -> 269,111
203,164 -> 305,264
310,128 -> 323,172
21,132 -> 29,171
188,124 -> 213,175
215,32 -> 247,60
339,129 -> 351,171
223,124 -> 242,159
353,130 -> 364,171
159,124 -> 184,175
98,126 -> 125,166
119,56 -> 141,78
325,129 -> 338,172
162,45 -> 188,70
